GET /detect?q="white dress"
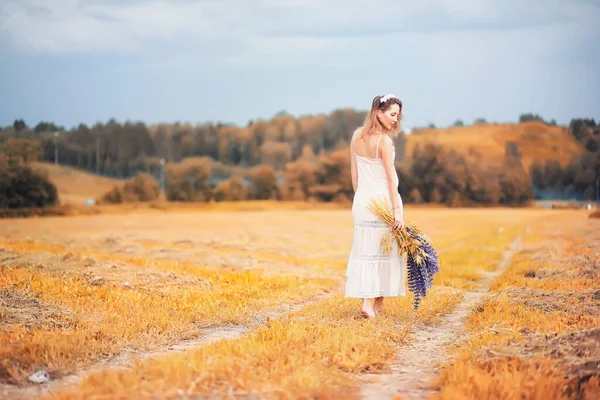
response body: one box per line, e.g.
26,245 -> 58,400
344,135 -> 407,298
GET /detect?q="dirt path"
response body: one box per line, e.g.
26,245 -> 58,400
0,288 -> 341,400
360,235 -> 523,400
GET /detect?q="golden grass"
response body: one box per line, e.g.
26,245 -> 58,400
1,240 -> 314,281
1,208 -> 585,399
431,215 -> 600,400
431,224 -> 521,291
0,256 -> 332,385
4,199 -> 352,219
210,246 -> 347,273
0,240 -> 346,285
490,256 -> 598,292
461,293 -> 599,349
43,288 -> 461,400
90,200 -> 353,216
37,211 -> 535,399
431,356 -> 600,400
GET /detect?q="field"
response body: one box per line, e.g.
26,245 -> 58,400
0,206 -> 598,400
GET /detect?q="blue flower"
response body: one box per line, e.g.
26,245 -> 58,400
367,197 -> 440,310
404,227 -> 439,309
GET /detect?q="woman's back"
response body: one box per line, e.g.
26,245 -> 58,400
352,133 -> 396,190
352,133 -> 385,159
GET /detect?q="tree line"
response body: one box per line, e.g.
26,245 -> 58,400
1,110 -> 370,180
0,112 -> 598,209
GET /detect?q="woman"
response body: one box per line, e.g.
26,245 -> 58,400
344,94 -> 406,319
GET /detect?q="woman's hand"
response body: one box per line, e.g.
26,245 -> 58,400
393,209 -> 405,230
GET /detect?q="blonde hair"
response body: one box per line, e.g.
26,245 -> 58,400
354,94 -> 403,141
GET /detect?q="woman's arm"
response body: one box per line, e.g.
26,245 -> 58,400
380,135 -> 402,213
350,136 -> 358,193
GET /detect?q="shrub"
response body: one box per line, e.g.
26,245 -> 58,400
213,175 -> 247,202
0,156 -> 59,208
99,172 -> 160,204
165,157 -> 212,202
246,165 -> 280,200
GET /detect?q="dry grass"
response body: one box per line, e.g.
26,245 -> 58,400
432,353 -> 599,400
0,250 -> 333,385
0,207 -> 590,399
29,209 -> 545,399
431,213 -> 600,400
87,199 -> 353,216
430,223 -> 523,292
0,286 -> 75,330
0,199 -> 353,220
490,255 -> 599,292
42,287 -> 462,400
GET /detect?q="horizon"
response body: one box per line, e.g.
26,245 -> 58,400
4,108 -> 585,133
1,0 -> 599,131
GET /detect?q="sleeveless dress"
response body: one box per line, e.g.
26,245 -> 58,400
344,135 -> 407,298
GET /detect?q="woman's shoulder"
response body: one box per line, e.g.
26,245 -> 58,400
378,134 -> 395,156
351,126 -> 363,137
350,127 -> 363,143
379,133 -> 394,146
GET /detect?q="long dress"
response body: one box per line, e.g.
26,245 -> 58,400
344,135 -> 407,299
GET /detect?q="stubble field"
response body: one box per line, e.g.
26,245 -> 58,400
0,205 -> 598,400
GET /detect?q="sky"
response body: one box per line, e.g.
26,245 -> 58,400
0,0 -> 599,131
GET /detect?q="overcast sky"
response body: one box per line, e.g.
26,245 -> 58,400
1,0 -> 599,131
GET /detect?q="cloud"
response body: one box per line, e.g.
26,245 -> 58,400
0,0 -> 206,53
1,0 -> 596,56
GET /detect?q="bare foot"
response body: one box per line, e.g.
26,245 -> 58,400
361,300 -> 376,319
374,297 -> 384,315
361,308 -> 376,319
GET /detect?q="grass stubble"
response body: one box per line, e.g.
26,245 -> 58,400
32,211 -> 533,399
1,208 -> 587,399
430,214 -> 600,400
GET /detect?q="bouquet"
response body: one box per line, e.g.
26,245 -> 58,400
367,196 -> 440,310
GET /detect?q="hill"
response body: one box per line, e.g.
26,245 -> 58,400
405,121 -> 584,170
32,162 -> 123,205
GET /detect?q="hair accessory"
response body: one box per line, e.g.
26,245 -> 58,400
380,94 -> 397,103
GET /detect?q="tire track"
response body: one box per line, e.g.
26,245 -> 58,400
360,236 -> 523,400
0,287 -> 342,400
